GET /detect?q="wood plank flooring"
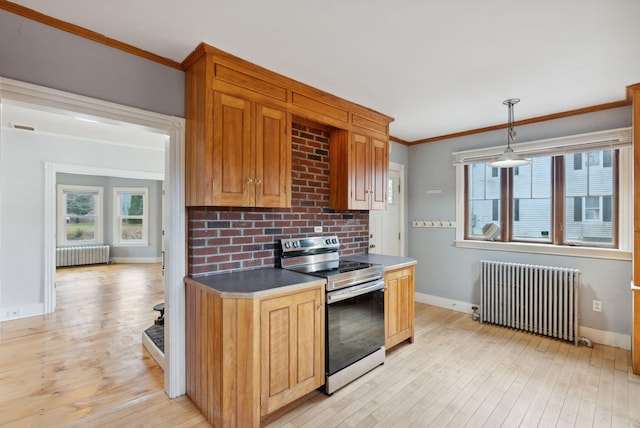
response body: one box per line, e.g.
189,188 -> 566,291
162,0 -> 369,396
1,263 -> 638,427
265,305 -> 640,428
0,263 -> 208,428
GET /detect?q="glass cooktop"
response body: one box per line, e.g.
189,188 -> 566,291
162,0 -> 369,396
288,259 -> 380,277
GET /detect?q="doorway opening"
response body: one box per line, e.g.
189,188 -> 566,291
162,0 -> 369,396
0,77 -> 185,397
369,162 -> 405,256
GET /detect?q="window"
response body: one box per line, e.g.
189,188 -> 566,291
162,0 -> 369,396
565,149 -> 614,244
453,128 -> 632,259
468,163 -> 501,236
113,187 -> 149,246
57,185 -> 103,246
466,150 -> 616,247
511,157 -> 552,241
573,153 -> 582,170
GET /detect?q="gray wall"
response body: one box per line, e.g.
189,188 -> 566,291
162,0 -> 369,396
407,106 -> 633,337
0,10 -> 184,117
0,126 -> 164,317
57,173 -> 163,259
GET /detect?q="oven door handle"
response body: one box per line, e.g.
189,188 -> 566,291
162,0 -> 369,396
326,280 -> 386,304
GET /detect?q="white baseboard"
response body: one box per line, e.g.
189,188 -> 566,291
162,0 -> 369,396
111,257 -> 162,264
415,291 -> 476,314
0,303 -> 45,322
415,292 -> 631,350
578,326 -> 631,350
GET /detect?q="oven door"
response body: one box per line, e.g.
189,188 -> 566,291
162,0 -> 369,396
325,280 -> 385,376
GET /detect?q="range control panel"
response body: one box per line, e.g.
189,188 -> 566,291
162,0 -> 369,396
280,235 -> 340,254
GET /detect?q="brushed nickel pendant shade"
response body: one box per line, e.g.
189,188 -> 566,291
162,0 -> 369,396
489,98 -> 531,168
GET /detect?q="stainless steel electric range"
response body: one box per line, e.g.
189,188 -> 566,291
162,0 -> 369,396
280,235 -> 385,394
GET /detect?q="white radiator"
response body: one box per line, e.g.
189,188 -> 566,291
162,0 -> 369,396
56,245 -> 110,267
480,260 -> 580,345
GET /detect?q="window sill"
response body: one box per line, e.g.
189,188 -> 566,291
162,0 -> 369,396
112,242 -> 149,247
454,239 -> 631,261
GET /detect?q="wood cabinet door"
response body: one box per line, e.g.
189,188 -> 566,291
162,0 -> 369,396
213,92 -> 253,206
350,132 -> 371,210
385,266 -> 415,350
370,136 -> 388,210
255,104 -> 291,208
260,287 -> 324,416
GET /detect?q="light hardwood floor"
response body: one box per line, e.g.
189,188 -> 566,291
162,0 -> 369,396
0,263 -> 208,427
1,263 -> 639,427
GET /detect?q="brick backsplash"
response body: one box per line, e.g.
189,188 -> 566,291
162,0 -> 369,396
188,122 -> 369,276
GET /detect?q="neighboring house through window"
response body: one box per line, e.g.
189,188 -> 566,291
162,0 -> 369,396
453,128 -> 631,259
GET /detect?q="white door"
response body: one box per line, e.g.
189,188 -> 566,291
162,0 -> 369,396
369,162 -> 404,256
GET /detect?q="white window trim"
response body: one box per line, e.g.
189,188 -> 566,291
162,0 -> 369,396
57,184 -> 104,246
453,127 -> 632,261
112,187 -> 149,247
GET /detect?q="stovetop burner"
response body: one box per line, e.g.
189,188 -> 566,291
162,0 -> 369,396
280,236 -> 383,291
311,259 -> 379,275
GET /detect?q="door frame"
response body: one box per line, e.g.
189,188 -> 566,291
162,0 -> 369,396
0,77 -> 186,398
369,162 -> 405,256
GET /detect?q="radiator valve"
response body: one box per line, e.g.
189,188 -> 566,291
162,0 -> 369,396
578,336 -> 593,348
471,306 -> 480,321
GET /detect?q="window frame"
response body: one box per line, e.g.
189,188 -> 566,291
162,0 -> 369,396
112,187 -> 149,247
57,184 -> 104,246
453,127 -> 632,261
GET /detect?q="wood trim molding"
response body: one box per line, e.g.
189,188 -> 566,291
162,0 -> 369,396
389,135 -> 410,145
405,99 -> 632,146
0,0 -> 182,70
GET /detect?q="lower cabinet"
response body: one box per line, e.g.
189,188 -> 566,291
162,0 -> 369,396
384,265 -> 415,350
260,287 -> 324,416
185,279 -> 324,428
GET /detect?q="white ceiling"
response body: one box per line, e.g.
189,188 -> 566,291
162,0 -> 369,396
2,102 -> 167,149
8,0 -> 640,142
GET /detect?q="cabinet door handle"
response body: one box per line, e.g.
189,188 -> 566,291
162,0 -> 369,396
317,304 -> 323,311
255,178 -> 262,185
246,177 -> 253,184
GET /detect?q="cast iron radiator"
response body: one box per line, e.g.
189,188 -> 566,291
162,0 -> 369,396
480,260 -> 581,345
56,245 -> 110,267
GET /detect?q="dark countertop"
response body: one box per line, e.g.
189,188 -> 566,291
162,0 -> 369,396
185,254 -> 415,299
185,268 -> 326,299
342,253 -> 417,270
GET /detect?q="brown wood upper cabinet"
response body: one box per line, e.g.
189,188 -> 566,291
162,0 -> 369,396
182,43 -> 393,208
330,129 -> 388,210
212,92 -> 291,207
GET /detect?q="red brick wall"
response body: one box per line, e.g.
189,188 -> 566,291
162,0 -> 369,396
188,122 -> 369,276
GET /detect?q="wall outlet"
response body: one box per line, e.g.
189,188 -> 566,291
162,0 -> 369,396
313,226 -> 322,233
6,309 -> 20,318
592,300 -> 602,312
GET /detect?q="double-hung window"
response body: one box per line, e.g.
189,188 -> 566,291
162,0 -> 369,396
113,187 -> 149,246
57,184 -> 103,246
454,128 -> 631,259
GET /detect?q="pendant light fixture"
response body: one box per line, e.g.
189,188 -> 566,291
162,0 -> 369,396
488,98 -> 531,168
